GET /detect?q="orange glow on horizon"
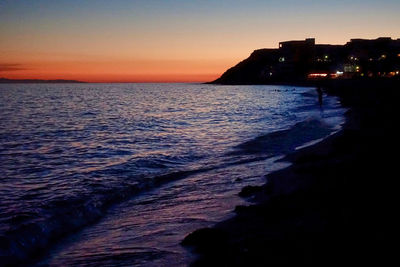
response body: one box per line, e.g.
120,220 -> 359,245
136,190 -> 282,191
0,58 -> 231,83
0,73 -> 220,83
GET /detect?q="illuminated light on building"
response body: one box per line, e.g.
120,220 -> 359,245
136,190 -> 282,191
322,55 -> 331,62
381,54 -> 387,59
279,57 -> 285,62
396,71 -> 399,75
330,71 -> 344,79
369,58 -> 374,61
398,53 -> 400,57
308,73 -> 328,79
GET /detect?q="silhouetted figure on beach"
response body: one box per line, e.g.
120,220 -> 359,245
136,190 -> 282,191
317,87 -> 323,107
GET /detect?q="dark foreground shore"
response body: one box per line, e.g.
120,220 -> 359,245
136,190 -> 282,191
182,79 -> 400,266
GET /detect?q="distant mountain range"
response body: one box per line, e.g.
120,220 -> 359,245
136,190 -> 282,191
0,78 -> 85,83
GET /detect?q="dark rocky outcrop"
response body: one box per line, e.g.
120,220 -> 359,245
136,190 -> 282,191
211,49 -> 280,84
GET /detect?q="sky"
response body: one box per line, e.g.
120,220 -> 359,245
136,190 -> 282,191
1,0 -> 400,82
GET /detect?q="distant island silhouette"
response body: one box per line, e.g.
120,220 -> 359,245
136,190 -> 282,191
211,37 -> 400,84
0,78 -> 85,83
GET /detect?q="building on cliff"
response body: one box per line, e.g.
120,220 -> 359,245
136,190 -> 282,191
213,37 -> 400,84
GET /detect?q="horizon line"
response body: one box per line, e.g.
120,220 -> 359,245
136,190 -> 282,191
0,77 -> 214,84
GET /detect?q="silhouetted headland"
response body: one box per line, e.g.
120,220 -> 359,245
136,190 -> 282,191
0,78 -> 85,83
210,37 -> 400,85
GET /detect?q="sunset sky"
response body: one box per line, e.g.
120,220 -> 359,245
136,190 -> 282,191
1,0 -> 400,82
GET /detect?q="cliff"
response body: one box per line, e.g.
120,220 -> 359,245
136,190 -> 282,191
212,49 -> 279,84
211,37 -> 400,85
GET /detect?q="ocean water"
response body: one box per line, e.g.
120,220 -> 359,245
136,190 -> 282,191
0,83 -> 345,266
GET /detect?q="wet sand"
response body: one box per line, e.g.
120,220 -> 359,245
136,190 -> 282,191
182,79 -> 400,266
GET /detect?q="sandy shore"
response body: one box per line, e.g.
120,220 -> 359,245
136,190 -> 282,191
182,79 -> 400,266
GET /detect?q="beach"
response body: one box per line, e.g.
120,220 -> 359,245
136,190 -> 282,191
182,79 -> 400,265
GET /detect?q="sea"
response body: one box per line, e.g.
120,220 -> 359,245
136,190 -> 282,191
0,83 -> 346,266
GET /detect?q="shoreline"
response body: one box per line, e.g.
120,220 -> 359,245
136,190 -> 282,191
182,79 -> 400,265
1,83 -> 334,266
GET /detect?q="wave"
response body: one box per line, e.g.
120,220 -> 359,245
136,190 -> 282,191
0,118 -> 337,266
0,166 -> 209,266
0,152 -> 243,267
230,118 -> 335,156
